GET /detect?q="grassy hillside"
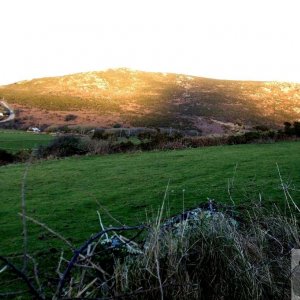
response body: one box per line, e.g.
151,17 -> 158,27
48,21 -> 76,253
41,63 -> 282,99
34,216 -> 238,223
0,130 -> 53,152
1,141 -> 299,255
1,68 -> 300,130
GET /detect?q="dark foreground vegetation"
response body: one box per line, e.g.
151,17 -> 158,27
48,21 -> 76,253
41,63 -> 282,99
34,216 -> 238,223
1,199 -> 299,299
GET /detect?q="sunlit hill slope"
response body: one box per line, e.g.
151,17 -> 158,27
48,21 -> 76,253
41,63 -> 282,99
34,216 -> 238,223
0,68 -> 300,132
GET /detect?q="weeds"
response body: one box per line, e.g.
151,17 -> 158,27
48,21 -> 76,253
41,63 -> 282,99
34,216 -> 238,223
1,196 -> 299,299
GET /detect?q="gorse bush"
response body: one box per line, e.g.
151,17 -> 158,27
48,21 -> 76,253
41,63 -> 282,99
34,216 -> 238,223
64,114 -> 78,122
37,135 -> 89,158
0,149 -> 15,165
0,148 -> 31,165
294,121 -> 300,136
283,121 -> 300,137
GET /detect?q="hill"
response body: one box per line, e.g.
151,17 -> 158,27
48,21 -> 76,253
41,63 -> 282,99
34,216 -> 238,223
1,68 -> 300,133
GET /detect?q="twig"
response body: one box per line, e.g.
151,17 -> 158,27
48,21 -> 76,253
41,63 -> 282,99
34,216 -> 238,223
0,291 -> 27,297
56,250 -> 65,279
76,277 -> 98,298
54,225 -> 146,299
228,163 -> 238,206
88,192 -> 123,226
0,255 -> 44,300
21,158 -> 32,273
26,254 -> 43,295
155,181 -> 170,300
276,163 -> 291,214
97,211 -> 109,240
18,213 -> 74,250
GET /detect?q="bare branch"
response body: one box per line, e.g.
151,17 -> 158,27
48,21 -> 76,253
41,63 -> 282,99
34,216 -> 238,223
54,225 -> 146,299
18,213 -> 74,250
0,255 -> 44,300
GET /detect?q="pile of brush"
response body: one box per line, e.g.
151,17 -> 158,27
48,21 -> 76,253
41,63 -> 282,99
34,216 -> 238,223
52,199 -> 299,299
1,198 -> 299,299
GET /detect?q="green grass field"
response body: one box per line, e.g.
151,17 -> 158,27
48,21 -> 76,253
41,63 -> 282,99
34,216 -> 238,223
0,141 -> 299,256
0,130 -> 53,152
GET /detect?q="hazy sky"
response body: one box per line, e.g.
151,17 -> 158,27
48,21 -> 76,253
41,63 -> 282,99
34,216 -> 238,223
1,0 -> 300,84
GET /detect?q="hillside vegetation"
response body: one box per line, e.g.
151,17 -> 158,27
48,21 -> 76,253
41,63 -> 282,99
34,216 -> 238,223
1,68 -> 300,131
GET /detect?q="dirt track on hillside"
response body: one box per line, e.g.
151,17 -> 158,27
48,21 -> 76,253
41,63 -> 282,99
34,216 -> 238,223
0,101 -> 15,123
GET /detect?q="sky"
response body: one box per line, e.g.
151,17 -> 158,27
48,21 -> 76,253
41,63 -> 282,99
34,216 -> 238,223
0,0 -> 300,85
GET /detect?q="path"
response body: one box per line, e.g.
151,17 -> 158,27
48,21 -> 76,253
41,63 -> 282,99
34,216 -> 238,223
0,100 -> 15,123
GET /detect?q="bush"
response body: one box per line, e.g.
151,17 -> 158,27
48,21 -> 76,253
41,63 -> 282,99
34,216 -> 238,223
138,131 -> 157,141
28,201 -> 297,299
227,134 -> 246,145
86,139 -> 111,155
0,149 -> 15,165
294,121 -> 300,137
37,135 -> 88,158
112,140 -> 135,153
15,149 -> 31,162
183,136 -> 227,147
92,129 -> 106,140
253,125 -> 269,131
64,114 -> 78,122
244,131 -> 262,142
284,122 -> 294,136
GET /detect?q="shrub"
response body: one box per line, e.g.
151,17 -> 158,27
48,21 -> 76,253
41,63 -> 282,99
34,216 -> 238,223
112,140 -> 135,153
283,122 -> 294,136
37,135 -> 88,158
155,140 -> 186,150
253,125 -> 269,131
265,130 -> 277,139
227,134 -> 246,145
86,139 -> 111,154
0,149 -> 15,165
138,131 -> 157,140
102,131 -> 118,141
64,114 -> 78,122
15,149 -> 31,162
185,136 -> 227,147
244,131 -> 262,142
28,201 -> 297,299
92,129 -> 106,140
294,121 -> 300,137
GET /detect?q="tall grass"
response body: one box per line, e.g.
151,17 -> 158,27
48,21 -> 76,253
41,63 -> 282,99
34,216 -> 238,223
52,200 -> 299,299
1,198 -> 299,299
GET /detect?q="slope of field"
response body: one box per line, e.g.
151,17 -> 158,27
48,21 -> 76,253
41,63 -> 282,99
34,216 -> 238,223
1,141 -> 299,255
1,68 -> 300,131
0,130 -> 53,152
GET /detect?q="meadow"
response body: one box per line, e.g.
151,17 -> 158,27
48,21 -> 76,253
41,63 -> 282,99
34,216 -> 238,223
0,130 -> 53,153
1,141 -> 299,255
